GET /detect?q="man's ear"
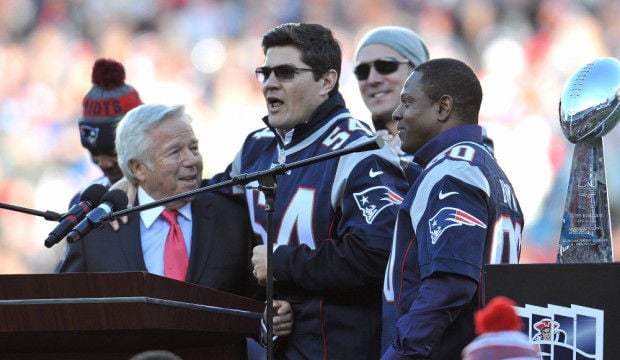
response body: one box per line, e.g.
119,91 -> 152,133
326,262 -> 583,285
437,95 -> 453,122
129,159 -> 145,183
319,69 -> 338,96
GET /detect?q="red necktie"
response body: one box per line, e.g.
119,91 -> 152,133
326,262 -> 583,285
161,209 -> 188,281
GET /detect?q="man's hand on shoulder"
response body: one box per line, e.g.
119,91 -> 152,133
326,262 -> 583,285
108,177 -> 136,231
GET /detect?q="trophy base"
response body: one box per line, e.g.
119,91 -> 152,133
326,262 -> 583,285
557,239 -> 613,263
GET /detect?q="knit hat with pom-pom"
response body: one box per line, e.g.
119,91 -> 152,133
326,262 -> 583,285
79,58 -> 142,155
462,296 -> 541,360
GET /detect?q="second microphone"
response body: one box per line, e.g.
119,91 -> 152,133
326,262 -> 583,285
66,189 -> 129,244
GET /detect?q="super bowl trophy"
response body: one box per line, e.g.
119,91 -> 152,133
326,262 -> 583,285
557,57 -> 620,263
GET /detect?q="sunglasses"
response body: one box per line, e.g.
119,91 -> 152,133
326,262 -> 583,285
354,59 -> 410,81
255,65 -> 314,82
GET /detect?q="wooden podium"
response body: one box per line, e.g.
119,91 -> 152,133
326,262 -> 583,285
0,272 -> 264,360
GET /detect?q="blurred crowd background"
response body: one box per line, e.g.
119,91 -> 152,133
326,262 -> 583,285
1,0 -> 620,273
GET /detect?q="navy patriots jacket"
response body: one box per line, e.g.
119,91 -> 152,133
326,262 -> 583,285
212,93 -> 409,359
383,125 -> 523,359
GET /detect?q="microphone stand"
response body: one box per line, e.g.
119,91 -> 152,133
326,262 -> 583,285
101,136 -> 384,360
0,202 -> 62,222
257,174 -> 276,360
105,136 -> 384,220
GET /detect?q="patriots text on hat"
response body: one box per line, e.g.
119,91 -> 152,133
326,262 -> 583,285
82,89 -> 142,118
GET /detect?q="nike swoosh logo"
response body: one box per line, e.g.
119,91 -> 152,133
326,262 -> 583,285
369,169 -> 384,178
438,190 -> 459,200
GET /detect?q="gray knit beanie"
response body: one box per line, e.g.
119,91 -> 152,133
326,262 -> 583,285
355,26 -> 429,66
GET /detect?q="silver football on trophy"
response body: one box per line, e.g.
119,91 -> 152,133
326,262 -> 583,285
559,57 -> 620,143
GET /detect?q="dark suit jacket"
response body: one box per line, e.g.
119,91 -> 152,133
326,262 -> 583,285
58,192 -> 261,299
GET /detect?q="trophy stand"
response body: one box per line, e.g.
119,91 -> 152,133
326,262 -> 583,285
557,139 -> 613,263
556,56 -> 620,263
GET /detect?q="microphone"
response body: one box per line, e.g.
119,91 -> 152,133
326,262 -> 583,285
66,189 -> 129,244
44,184 -> 107,248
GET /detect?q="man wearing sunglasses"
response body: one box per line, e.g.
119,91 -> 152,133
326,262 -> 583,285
354,26 -> 430,353
211,23 -> 409,360
355,26 -> 499,358
355,26 -> 430,148
354,26 -> 494,182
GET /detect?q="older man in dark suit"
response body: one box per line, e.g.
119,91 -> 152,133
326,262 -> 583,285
58,104 -> 259,298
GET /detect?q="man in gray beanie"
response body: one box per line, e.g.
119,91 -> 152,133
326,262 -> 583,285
354,26 -> 494,169
354,26 -> 430,354
355,26 -> 497,358
355,26 -> 429,144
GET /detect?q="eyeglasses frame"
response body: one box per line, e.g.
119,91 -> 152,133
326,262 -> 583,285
255,65 -> 314,83
353,58 -> 411,81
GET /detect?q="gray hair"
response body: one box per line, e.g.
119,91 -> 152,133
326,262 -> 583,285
115,104 -> 189,184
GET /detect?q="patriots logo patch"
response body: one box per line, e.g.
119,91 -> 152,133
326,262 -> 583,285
354,186 -> 403,224
429,207 -> 486,244
79,125 -> 99,148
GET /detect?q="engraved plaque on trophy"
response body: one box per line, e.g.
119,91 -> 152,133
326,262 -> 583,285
557,57 -> 620,263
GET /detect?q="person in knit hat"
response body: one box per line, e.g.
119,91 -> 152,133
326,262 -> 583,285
354,26 -> 429,143
354,26 -> 430,352
354,27 -> 494,183
462,296 -> 541,360
69,58 -> 143,207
